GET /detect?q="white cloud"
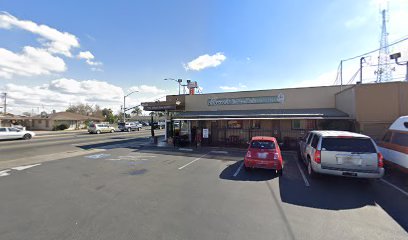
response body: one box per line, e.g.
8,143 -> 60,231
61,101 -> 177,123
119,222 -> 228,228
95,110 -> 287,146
219,86 -> 238,91
1,79 -> 173,114
0,12 -> 102,78
77,51 -> 103,67
345,16 -> 367,29
0,46 -> 66,79
0,11 -> 79,57
77,51 -> 94,60
219,83 -> 247,92
129,85 -> 167,94
184,52 -> 226,71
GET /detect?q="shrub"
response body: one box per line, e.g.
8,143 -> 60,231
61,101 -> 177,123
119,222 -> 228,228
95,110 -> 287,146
54,124 -> 69,131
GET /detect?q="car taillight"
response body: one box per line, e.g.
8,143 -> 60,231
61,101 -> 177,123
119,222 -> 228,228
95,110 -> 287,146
377,152 -> 384,168
246,151 -> 252,158
314,150 -> 321,164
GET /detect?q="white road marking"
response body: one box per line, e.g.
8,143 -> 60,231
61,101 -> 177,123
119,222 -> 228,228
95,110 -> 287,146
11,164 -> 41,171
178,153 -> 210,170
211,151 -> 228,154
106,154 -> 157,161
85,154 -> 111,159
380,178 -> 408,197
0,170 -> 10,177
295,160 -> 310,187
233,162 -> 244,177
178,148 -> 193,152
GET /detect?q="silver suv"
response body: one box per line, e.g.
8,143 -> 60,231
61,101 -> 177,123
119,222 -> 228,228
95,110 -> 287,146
88,123 -> 115,134
299,131 -> 384,179
118,122 -> 142,132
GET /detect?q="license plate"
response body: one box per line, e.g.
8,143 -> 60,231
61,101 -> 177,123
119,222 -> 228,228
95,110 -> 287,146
257,153 -> 268,159
342,172 -> 357,177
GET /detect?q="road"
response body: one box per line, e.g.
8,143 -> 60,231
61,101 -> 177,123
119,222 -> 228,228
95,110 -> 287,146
0,133 -> 407,240
0,129 -> 161,161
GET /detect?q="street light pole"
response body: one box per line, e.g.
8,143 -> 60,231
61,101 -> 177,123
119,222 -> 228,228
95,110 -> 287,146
164,78 -> 183,95
123,90 -> 139,122
390,52 -> 408,81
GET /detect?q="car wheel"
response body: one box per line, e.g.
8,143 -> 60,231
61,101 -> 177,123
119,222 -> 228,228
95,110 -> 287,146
307,159 -> 317,178
110,129 -> 115,133
244,164 -> 251,171
23,134 -> 32,140
96,130 -> 101,134
277,169 -> 283,176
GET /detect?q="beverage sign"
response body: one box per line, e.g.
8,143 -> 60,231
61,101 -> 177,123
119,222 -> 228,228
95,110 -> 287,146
208,94 -> 284,106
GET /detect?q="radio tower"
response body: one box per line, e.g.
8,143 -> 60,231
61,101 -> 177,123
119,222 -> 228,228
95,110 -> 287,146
376,8 -> 393,82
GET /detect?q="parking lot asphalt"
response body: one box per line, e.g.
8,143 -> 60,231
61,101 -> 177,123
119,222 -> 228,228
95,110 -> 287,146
0,140 -> 407,240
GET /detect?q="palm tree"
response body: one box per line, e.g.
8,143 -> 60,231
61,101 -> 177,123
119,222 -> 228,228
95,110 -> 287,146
131,107 -> 142,116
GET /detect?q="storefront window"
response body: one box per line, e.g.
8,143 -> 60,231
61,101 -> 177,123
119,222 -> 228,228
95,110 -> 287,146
227,120 -> 242,129
292,120 -> 302,129
250,120 -> 261,129
180,121 -> 189,136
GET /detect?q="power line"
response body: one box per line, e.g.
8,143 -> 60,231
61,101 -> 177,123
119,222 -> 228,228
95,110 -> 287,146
342,35 -> 408,62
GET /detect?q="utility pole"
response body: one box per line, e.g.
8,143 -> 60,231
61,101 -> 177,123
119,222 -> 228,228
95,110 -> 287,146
359,57 -> 366,83
123,96 -> 126,123
2,93 -> 6,115
340,60 -> 343,90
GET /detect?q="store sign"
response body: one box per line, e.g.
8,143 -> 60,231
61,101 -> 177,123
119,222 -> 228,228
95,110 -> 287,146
143,105 -> 176,111
203,129 -> 209,138
208,94 -> 284,106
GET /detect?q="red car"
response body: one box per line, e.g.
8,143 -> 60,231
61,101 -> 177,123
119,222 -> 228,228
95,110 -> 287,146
244,136 -> 284,176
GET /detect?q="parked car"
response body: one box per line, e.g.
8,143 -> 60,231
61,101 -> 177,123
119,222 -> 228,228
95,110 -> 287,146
298,130 -> 384,179
377,116 -> 408,171
88,123 -> 115,134
118,122 -> 142,132
244,136 -> 284,176
0,127 -> 35,140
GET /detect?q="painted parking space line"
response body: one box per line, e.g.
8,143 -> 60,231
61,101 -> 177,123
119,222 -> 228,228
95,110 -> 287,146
380,178 -> 408,197
178,152 -> 210,170
178,148 -> 193,152
0,170 -> 10,177
295,159 -> 310,187
233,162 -> 244,177
11,164 -> 41,171
211,151 -> 228,154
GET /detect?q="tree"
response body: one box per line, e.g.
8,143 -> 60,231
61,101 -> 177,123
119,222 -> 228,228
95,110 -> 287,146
66,103 -> 103,117
131,107 -> 142,116
102,108 -> 115,123
22,112 -> 31,116
66,103 -> 93,116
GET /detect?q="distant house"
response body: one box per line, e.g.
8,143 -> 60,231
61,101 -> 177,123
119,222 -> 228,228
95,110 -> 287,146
0,112 -> 104,130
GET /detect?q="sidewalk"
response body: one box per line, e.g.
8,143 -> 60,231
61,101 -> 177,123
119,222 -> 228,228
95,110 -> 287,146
142,136 -> 248,152
33,129 -> 88,136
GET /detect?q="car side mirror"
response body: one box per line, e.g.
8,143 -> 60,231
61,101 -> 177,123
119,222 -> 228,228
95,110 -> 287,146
246,141 -> 250,145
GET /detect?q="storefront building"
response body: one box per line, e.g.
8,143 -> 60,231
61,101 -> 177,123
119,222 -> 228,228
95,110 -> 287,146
142,81 -> 408,148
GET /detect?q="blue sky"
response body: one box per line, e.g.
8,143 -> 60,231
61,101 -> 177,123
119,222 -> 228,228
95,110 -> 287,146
0,0 -> 407,114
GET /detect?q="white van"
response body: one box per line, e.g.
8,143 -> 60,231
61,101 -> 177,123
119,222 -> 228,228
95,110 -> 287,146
378,116 -> 408,171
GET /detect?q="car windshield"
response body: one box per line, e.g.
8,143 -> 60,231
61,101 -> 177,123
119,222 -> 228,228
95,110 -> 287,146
321,137 -> 376,153
250,140 -> 275,149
